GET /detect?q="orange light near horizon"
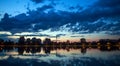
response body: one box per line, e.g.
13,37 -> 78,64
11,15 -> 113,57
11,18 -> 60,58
5,34 -> 120,43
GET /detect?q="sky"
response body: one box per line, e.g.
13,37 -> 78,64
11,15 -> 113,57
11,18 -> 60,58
0,0 -> 120,42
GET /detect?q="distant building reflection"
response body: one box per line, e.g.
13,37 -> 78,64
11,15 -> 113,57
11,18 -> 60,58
0,36 -> 120,55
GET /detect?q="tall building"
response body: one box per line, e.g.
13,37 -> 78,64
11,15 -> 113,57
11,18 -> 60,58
26,38 -> 31,45
36,38 -> 42,45
18,36 -> 25,45
80,38 -> 86,43
43,38 -> 51,44
31,37 -> 37,45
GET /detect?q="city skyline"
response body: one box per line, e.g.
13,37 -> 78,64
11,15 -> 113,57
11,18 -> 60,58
0,36 -> 120,43
0,0 -> 120,42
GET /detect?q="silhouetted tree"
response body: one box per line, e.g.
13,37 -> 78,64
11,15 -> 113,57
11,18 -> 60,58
18,36 -> 25,55
43,38 -> 51,44
18,36 -> 25,45
26,38 -> 31,45
80,38 -> 86,43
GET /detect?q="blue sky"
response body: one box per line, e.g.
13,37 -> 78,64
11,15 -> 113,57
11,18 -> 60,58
0,0 -> 120,42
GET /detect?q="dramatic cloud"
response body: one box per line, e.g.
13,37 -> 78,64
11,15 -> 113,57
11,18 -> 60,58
37,5 -> 53,11
31,0 -> 45,3
90,0 -> 120,17
30,0 -> 60,4
0,0 -> 120,41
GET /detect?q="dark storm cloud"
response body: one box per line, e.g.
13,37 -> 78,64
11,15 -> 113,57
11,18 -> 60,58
31,0 -> 45,3
68,0 -> 120,22
14,33 -> 50,37
0,4 -> 54,32
26,9 -> 73,30
0,0 -> 120,35
30,0 -> 58,4
69,5 -> 83,10
95,0 -> 120,7
56,34 -> 66,37
37,5 -> 53,11
82,0 -> 120,19
58,17 -> 120,35
65,0 -> 120,34
0,34 -> 11,36
0,13 -> 32,33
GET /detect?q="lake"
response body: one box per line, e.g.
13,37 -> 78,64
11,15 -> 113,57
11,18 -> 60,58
0,45 -> 120,66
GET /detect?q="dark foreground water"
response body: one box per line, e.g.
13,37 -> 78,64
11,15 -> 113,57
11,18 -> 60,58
0,46 -> 120,66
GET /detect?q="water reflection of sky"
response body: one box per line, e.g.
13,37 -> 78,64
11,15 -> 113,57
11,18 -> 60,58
0,48 -> 120,66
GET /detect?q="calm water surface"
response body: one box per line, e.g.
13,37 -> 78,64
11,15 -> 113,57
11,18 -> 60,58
0,46 -> 120,66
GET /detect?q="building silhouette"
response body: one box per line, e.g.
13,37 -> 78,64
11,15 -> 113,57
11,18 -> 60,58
18,36 -> 25,45
18,36 -> 25,55
43,38 -> 51,44
26,38 -> 31,45
80,38 -> 86,43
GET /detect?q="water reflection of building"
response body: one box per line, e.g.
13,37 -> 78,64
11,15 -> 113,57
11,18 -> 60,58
0,36 -> 120,55
81,47 -> 87,54
80,38 -> 87,54
43,47 -> 51,54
